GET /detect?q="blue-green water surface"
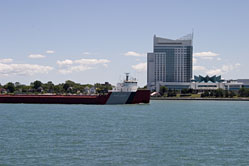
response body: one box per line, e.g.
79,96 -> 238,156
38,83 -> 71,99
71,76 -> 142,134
1,100 -> 249,165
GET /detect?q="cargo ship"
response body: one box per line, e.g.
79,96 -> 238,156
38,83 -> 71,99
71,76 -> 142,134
0,74 -> 150,104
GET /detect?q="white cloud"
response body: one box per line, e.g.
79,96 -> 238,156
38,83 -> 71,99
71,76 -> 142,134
193,58 -> 197,65
201,57 -> 214,60
221,63 -> 240,72
0,58 -> 13,63
194,51 -> 219,57
132,62 -> 147,72
194,51 -> 221,61
46,50 -> 55,54
29,54 -> 46,59
0,63 -> 53,76
206,69 -> 223,75
57,59 -> 73,66
206,63 -> 241,75
58,66 -> 92,74
57,58 -> 110,74
57,59 -> 110,66
235,63 -> 241,67
124,51 -> 145,57
75,59 -> 110,65
83,52 -> 90,55
193,65 -> 206,71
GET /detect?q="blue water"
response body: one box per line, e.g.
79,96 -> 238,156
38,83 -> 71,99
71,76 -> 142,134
1,101 -> 249,165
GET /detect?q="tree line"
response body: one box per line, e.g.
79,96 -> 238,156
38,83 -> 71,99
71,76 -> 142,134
0,80 -> 113,94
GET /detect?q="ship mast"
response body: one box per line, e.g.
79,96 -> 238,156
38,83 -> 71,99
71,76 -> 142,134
125,73 -> 130,82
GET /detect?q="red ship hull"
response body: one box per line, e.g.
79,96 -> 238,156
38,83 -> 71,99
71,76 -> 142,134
0,90 -> 150,104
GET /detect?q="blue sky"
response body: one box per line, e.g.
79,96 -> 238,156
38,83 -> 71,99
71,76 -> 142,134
0,0 -> 249,86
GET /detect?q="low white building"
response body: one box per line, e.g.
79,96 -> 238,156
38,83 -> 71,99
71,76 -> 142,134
151,75 -> 244,92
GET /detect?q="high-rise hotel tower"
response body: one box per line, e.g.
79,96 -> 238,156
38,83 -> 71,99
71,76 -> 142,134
147,34 -> 193,91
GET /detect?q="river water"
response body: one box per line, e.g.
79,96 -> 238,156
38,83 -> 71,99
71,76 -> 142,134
0,100 -> 249,165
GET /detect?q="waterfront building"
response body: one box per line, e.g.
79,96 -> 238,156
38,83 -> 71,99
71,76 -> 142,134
146,34 -> 248,92
152,75 -> 244,92
147,34 -> 193,91
237,79 -> 249,89
191,75 -> 243,91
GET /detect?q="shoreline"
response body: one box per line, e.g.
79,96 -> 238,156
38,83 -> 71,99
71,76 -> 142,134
151,97 -> 249,101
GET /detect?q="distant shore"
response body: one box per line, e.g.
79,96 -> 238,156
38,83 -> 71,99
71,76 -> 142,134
151,97 -> 249,101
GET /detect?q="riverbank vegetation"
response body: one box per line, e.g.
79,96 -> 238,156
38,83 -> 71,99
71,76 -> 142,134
0,80 -> 113,95
158,86 -> 249,98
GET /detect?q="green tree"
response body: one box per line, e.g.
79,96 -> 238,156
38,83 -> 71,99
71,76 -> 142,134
33,80 -> 42,90
215,89 -> 224,98
188,88 -> 193,94
210,91 -> 214,97
238,87 -> 249,97
181,88 -> 188,94
48,81 -> 55,93
167,89 -> 176,97
62,80 -> 76,93
94,82 -> 112,94
201,91 -> 209,97
21,85 -> 30,93
14,82 -> 21,87
54,84 -> 64,94
225,90 -> 229,98
4,82 -> 15,93
229,91 -> 236,98
14,82 -> 23,93
63,83 -> 70,92
42,81 -> 54,93
159,86 -> 168,95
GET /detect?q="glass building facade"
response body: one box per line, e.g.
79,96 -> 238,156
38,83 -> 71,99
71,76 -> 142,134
147,35 -> 193,91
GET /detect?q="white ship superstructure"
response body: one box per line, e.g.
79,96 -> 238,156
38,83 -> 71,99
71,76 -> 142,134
111,73 -> 138,92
